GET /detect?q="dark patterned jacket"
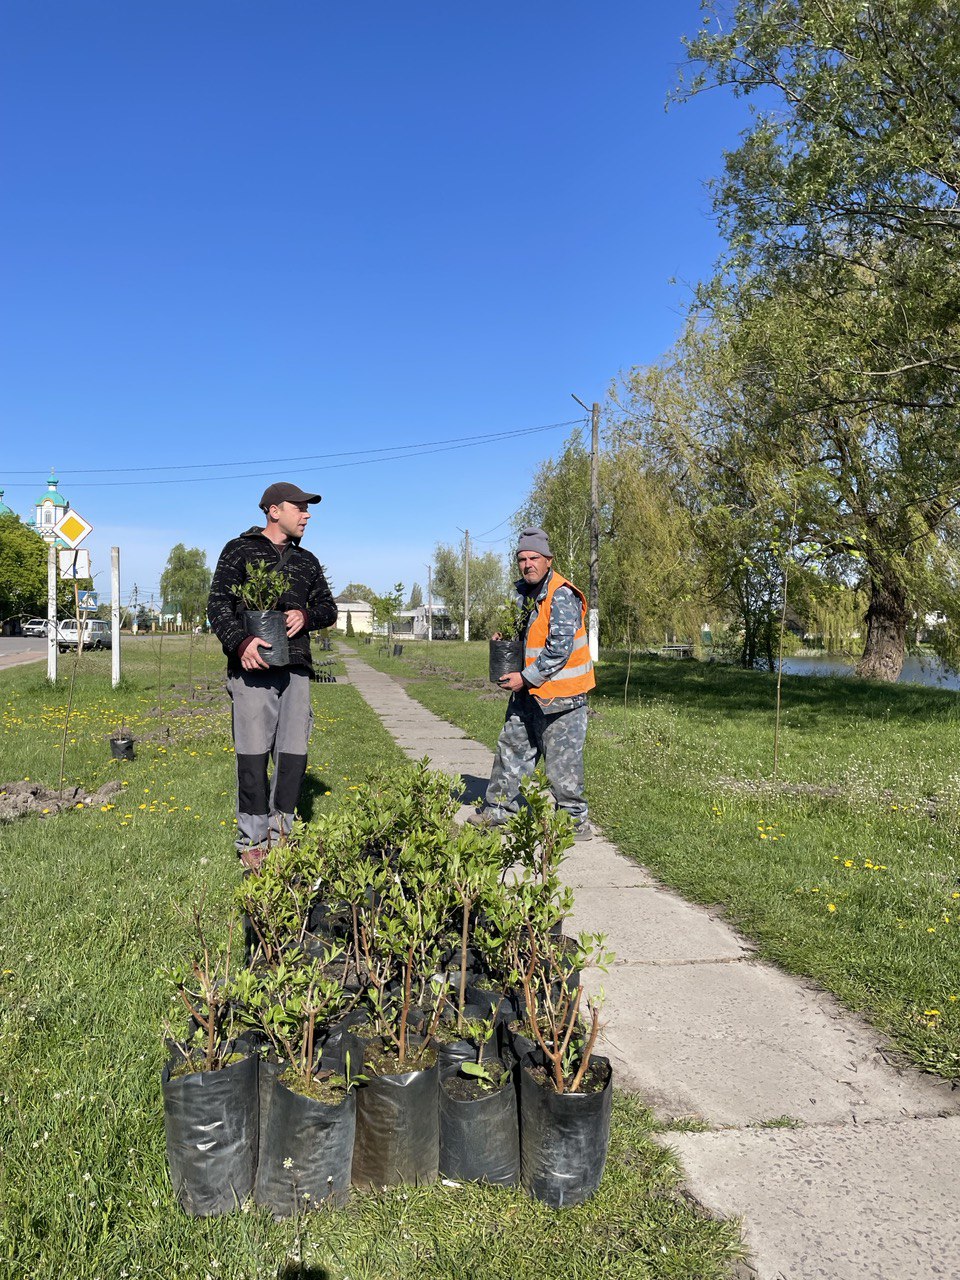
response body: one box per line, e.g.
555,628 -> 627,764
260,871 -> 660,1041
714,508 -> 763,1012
207,526 -> 337,673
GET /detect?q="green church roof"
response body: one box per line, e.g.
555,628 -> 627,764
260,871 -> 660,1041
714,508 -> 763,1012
0,489 -> 13,517
36,471 -> 68,508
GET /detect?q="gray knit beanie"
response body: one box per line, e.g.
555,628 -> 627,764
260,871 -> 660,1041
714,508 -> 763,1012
516,527 -> 553,558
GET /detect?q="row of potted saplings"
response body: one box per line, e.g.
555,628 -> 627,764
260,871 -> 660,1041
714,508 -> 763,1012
162,762 -> 614,1218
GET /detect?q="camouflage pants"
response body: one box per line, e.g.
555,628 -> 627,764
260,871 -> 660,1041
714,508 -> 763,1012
485,693 -> 588,823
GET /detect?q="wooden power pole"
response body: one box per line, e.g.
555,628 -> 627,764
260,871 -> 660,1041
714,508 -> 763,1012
588,401 -> 600,661
463,529 -> 470,642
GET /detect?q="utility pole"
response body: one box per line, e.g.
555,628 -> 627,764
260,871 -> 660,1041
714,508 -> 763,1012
463,529 -> 470,642
111,546 -> 121,688
572,394 -> 601,662
426,564 -> 433,642
131,582 -> 139,635
588,401 -> 600,662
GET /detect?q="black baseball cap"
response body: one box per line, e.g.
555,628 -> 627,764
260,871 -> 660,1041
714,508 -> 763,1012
259,482 -> 322,510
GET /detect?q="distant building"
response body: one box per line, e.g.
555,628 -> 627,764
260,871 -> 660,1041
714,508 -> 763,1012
30,472 -> 71,541
334,596 -> 374,634
393,603 -> 454,639
0,471 -> 72,546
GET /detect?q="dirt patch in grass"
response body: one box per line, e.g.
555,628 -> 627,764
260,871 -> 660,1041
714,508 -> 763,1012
0,778 -> 124,821
716,774 -> 940,816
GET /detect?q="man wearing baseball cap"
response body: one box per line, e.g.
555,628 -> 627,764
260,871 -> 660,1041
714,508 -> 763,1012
208,481 -> 337,870
468,526 -> 595,839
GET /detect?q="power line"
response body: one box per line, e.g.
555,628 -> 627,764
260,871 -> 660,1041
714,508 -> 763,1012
474,504 -> 525,540
2,418 -> 585,485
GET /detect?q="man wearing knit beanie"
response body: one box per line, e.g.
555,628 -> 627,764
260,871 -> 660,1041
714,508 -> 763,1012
469,526 -> 595,839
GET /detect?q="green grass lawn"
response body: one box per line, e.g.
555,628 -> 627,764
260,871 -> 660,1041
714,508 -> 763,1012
0,637 -> 741,1280
348,638 -> 960,1081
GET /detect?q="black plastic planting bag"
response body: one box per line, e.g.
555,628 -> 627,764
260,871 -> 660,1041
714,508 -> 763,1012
519,1056 -> 613,1209
488,638 -> 523,683
162,1054 -> 258,1216
439,1070 -> 520,1186
255,1073 -> 356,1215
319,1027 -> 366,1077
242,610 -> 289,667
436,1037 -> 476,1080
351,1061 -> 439,1189
499,1020 -> 537,1069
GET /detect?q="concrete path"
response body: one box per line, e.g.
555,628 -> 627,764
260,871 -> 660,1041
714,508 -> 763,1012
337,645 -> 960,1279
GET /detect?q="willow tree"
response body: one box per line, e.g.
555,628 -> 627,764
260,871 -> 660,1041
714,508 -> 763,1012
613,322 -> 812,668
679,0 -> 960,679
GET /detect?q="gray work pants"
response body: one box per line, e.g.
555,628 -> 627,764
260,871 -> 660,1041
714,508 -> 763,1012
485,693 -> 588,823
227,667 -> 313,852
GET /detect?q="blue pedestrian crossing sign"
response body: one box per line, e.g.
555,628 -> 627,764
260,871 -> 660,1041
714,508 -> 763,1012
78,591 -> 98,611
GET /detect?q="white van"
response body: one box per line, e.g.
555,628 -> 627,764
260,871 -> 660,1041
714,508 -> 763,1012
56,619 -> 112,651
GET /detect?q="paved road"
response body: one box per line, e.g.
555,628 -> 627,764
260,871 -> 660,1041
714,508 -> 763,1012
0,636 -> 47,670
338,642 -> 960,1280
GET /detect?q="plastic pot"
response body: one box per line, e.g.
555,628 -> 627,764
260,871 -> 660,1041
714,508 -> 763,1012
489,638 -> 523,684
352,1055 -> 439,1189
519,1055 -> 613,1208
255,1069 -> 356,1215
162,1052 -> 259,1216
242,610 -> 290,667
108,736 -> 136,761
439,1063 -> 520,1186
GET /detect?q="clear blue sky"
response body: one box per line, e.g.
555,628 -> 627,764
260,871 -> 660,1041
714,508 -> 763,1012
0,0 -> 746,607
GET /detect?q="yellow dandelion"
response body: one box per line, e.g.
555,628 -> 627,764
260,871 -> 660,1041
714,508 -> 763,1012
827,903 -> 837,912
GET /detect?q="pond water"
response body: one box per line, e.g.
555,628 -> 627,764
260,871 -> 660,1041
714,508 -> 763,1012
778,652 -> 960,692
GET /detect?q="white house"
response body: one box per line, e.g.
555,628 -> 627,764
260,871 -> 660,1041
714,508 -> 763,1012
393,603 -> 454,639
334,597 -> 374,634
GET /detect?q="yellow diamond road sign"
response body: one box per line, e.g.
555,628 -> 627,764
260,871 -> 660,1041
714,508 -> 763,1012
53,509 -> 93,549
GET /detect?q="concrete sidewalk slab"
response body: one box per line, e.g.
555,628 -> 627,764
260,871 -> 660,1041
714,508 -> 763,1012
570,884 -> 752,963
668,1117 -> 960,1280
562,842 -> 656,888
582,959 -> 954,1127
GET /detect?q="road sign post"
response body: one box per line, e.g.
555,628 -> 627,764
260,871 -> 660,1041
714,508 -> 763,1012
49,507 -> 94,669
47,543 -> 57,682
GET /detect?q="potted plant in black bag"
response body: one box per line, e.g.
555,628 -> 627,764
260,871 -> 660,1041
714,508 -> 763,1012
438,1016 -> 520,1186
349,863 -> 450,1190
488,595 -> 527,684
513,921 -> 615,1209
108,715 -> 135,761
231,562 -> 290,667
160,910 -> 259,1217
231,943 -> 358,1215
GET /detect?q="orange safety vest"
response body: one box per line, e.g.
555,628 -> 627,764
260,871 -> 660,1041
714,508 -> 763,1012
523,573 -> 596,702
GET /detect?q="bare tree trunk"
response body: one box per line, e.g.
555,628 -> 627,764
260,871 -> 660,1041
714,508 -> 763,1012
855,576 -> 908,681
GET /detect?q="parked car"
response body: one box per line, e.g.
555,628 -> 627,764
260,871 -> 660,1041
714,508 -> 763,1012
22,618 -> 49,637
56,619 -> 112,651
